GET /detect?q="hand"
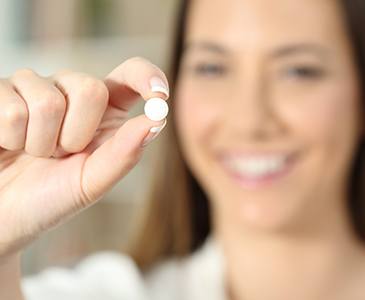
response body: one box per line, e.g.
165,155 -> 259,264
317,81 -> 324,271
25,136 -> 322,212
0,57 -> 169,258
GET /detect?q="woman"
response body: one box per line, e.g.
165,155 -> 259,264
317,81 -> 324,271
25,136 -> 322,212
1,0 -> 365,299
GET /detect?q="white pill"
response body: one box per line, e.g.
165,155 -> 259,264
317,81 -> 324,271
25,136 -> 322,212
144,97 -> 169,121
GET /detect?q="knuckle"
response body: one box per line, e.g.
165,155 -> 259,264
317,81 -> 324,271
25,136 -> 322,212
1,101 -> 28,127
120,141 -> 141,167
124,153 -> 140,171
34,90 -> 65,116
78,186 -> 96,209
13,68 -> 36,79
78,174 -> 103,208
78,78 -> 109,105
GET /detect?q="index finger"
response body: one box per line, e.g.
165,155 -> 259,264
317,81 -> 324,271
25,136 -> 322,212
104,57 -> 169,112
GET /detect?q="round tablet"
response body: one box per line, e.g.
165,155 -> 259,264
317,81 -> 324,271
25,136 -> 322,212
144,98 -> 169,121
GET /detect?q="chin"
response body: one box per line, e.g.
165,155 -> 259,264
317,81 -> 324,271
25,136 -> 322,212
237,201 -> 299,233
212,189 -> 310,235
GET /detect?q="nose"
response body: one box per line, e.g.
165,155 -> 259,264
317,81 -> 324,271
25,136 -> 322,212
223,72 -> 284,141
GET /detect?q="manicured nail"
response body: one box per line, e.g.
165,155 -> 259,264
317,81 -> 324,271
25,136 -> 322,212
150,77 -> 169,97
142,119 -> 167,147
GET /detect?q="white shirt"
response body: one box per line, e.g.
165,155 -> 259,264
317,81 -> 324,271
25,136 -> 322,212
22,237 -> 227,300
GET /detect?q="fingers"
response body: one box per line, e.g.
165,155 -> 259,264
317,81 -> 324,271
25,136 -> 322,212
80,114 -> 165,203
0,80 -> 28,151
1,69 -> 108,157
0,57 -> 169,160
51,71 -> 109,153
10,69 -> 66,157
104,57 -> 169,112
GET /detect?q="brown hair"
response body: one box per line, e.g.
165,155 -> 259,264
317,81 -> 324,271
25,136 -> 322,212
127,0 -> 365,272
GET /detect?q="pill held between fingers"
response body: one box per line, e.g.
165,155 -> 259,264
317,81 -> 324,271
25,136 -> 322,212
144,98 -> 169,121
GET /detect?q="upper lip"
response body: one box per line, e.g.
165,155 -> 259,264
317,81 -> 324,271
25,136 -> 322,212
217,149 -> 297,159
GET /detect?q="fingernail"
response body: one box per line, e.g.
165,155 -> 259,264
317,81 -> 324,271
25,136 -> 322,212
142,119 -> 167,147
150,77 -> 169,98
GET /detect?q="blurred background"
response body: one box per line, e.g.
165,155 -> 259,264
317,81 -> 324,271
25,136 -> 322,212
0,0 -> 178,275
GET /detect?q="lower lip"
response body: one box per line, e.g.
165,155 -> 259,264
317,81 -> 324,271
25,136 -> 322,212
221,157 -> 296,189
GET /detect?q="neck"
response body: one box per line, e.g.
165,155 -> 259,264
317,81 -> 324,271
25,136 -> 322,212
213,194 -> 365,300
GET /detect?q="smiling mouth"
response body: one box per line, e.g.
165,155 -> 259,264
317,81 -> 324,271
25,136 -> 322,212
219,151 -> 298,189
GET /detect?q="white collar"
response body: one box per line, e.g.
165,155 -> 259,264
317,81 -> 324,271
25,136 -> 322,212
183,235 -> 227,300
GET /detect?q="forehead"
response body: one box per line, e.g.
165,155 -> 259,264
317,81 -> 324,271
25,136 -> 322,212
185,0 -> 348,49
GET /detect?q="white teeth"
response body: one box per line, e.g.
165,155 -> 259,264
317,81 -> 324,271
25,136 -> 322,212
224,156 -> 287,178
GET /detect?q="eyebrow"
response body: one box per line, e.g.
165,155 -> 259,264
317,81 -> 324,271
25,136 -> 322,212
183,41 -> 228,55
183,41 -> 330,59
270,43 -> 330,60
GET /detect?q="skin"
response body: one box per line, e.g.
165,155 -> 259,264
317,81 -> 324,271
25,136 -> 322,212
0,57 -> 169,299
175,0 -> 365,299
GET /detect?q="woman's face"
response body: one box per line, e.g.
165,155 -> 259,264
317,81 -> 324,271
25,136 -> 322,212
175,0 -> 362,231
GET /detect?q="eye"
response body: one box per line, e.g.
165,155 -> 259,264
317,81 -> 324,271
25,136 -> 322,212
282,65 -> 325,80
192,62 -> 227,77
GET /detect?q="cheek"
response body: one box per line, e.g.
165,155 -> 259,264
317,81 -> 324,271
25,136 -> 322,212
277,81 -> 361,203
279,83 -> 359,148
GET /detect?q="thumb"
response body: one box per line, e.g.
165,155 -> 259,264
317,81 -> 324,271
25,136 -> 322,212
79,114 -> 166,203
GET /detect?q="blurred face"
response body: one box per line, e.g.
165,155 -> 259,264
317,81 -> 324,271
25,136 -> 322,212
175,0 -> 362,231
